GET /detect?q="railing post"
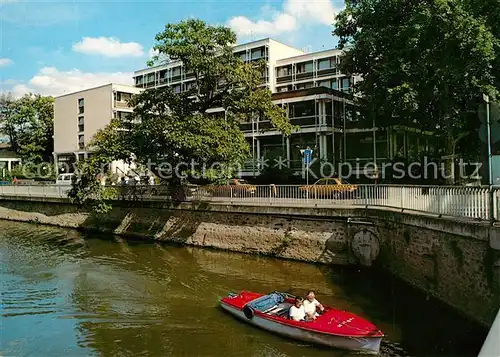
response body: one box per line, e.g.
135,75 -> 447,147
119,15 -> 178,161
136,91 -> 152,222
400,186 -> 404,210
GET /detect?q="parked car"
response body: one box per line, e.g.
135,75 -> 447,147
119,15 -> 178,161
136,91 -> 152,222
299,177 -> 358,198
56,173 -> 75,185
210,179 -> 256,197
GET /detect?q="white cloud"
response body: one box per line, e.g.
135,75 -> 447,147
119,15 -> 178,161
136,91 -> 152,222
0,58 -> 14,67
7,67 -> 133,97
228,0 -> 341,37
72,37 -> 144,58
228,13 -> 296,36
283,0 -> 337,26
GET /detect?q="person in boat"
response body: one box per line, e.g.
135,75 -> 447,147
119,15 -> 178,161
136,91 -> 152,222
289,296 -> 306,321
303,291 -> 325,320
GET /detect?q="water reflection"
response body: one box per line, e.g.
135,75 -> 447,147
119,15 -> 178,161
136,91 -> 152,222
0,221 -> 487,357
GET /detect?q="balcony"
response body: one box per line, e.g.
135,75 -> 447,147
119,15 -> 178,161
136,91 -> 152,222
290,116 -> 317,128
171,75 -> 182,82
316,68 -> 337,77
276,75 -> 292,84
296,71 -> 314,80
114,101 -> 131,109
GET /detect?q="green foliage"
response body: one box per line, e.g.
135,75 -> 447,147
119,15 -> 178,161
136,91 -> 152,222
67,153 -> 118,213
7,163 -> 57,181
334,0 -> 499,162
0,93 -> 54,163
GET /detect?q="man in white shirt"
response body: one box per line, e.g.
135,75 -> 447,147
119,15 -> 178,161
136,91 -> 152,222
303,291 -> 324,320
289,296 -> 306,321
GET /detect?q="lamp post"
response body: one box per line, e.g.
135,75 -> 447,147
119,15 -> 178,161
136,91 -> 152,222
484,94 -> 493,187
484,94 -> 494,220
251,112 -> 256,178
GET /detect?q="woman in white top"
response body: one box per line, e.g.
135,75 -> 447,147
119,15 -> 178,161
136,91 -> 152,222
303,291 -> 324,320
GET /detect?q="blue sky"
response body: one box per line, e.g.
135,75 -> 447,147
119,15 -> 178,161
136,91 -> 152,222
0,0 -> 344,97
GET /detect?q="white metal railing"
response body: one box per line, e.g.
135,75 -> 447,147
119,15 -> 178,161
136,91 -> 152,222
0,184 -> 71,198
192,184 -> 493,220
0,184 -> 495,220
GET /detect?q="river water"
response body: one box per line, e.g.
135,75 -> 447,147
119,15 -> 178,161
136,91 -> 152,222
0,221 -> 488,357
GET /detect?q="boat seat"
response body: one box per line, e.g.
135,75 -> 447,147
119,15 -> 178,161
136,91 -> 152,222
263,305 -> 279,314
264,305 -> 290,317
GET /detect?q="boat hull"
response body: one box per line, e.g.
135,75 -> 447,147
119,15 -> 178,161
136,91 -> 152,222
221,303 -> 382,354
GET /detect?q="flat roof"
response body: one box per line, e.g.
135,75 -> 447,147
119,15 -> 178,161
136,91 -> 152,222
275,48 -> 342,65
54,83 -> 139,99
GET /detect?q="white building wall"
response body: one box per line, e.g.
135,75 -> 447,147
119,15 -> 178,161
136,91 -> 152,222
54,83 -> 142,155
267,39 -> 305,92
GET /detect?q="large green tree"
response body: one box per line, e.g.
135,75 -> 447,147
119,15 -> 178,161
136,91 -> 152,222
334,0 -> 499,181
0,93 -> 54,163
69,19 -> 294,210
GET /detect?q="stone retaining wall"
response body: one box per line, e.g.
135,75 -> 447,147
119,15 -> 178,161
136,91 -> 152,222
0,198 -> 498,326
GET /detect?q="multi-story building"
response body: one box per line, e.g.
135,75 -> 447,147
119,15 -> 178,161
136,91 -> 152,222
53,83 -> 142,174
133,38 -> 436,181
133,38 -> 305,93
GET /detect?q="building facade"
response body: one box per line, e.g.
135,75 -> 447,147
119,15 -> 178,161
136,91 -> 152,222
53,83 -> 142,174
133,38 -> 435,181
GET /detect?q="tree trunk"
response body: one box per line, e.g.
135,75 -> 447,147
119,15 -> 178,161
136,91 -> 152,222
444,131 -> 471,185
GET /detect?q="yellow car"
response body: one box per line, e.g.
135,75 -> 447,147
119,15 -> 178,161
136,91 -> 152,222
211,179 -> 256,197
299,178 -> 358,199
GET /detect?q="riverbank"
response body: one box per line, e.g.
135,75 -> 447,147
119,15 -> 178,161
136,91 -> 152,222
1,219 -> 489,357
0,197 -> 498,327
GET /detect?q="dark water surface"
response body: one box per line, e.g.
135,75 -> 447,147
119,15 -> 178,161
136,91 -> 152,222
0,221 -> 488,357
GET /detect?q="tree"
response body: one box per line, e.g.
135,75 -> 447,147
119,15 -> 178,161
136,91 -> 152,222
69,19 -> 294,210
0,94 -> 54,163
334,0 -> 499,182
0,93 -> 19,153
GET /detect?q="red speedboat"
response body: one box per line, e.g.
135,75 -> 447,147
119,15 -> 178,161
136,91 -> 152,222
220,291 -> 384,354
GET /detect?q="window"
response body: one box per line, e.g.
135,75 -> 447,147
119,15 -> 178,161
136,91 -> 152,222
296,61 -> 313,74
296,82 -> 313,90
78,98 -> 84,114
251,47 -> 265,60
317,80 -> 330,88
277,66 -> 291,77
173,84 -> 181,93
342,77 -> 351,91
172,67 -> 181,77
78,116 -> 84,132
117,111 -> 130,121
318,58 -> 331,70
78,135 -> 85,149
235,51 -> 246,61
118,92 -> 131,102
331,80 -> 338,90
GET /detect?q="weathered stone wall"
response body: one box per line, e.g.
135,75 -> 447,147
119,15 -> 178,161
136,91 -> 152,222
0,197 -> 498,326
373,215 -> 499,327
